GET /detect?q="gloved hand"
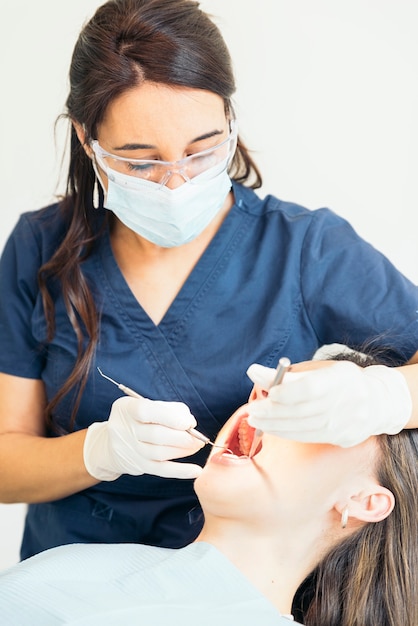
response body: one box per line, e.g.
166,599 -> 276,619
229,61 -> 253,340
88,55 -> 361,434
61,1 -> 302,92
83,396 -> 205,481
246,361 -> 412,447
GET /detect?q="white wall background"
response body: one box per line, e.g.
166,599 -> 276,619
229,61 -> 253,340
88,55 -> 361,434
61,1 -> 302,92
1,0 -> 417,571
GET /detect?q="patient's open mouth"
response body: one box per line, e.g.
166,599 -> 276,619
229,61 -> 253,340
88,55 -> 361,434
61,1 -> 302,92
223,412 -> 260,457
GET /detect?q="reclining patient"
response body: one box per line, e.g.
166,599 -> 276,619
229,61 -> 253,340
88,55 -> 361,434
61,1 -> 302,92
0,354 -> 417,626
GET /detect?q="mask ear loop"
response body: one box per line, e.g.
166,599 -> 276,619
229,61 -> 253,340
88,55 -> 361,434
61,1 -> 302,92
92,175 -> 100,209
92,159 -> 106,209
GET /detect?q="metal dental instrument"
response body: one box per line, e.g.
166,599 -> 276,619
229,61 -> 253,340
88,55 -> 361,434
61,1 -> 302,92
248,356 -> 291,459
97,367 -> 231,451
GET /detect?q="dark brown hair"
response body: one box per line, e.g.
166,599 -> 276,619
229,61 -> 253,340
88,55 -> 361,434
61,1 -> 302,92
39,0 -> 262,429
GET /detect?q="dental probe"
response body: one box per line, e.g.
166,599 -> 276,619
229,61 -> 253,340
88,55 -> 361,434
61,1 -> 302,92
248,357 -> 291,459
97,367 -> 230,450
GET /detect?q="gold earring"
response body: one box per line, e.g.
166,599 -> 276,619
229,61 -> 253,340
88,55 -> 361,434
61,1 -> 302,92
341,505 -> 349,529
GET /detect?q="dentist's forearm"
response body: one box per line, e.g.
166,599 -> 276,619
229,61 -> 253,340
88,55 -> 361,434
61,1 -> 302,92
0,430 -> 98,503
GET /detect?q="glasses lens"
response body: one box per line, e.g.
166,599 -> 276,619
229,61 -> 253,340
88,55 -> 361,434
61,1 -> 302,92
93,123 -> 237,184
102,156 -> 166,182
183,138 -> 234,183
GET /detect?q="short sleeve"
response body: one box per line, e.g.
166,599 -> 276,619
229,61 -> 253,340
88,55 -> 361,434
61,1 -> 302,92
300,208 -> 418,364
0,214 -> 47,378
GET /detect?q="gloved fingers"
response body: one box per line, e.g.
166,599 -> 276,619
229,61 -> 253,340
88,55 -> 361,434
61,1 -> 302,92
111,396 -> 198,431
247,426 -> 355,447
246,363 -> 278,389
139,459 -> 203,480
247,363 -> 305,395
126,421 -> 204,450
128,437 -> 204,462
267,361 -> 362,405
142,399 -> 198,429
248,416 -> 329,436
247,396 -> 337,421
109,421 -> 205,460
121,396 -> 198,430
246,409 -> 359,446
252,425 -> 328,444
247,397 -> 370,447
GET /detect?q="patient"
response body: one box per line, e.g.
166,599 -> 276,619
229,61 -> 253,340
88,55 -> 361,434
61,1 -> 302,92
0,354 -> 417,626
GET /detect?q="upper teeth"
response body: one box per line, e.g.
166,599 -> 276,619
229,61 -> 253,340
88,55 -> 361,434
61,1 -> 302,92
238,417 -> 255,456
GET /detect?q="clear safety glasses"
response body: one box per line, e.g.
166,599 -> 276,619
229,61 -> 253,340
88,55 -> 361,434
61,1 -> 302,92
91,120 -> 237,186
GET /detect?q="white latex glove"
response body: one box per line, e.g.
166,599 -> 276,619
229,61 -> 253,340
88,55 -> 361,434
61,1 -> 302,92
246,361 -> 412,447
84,396 -> 205,481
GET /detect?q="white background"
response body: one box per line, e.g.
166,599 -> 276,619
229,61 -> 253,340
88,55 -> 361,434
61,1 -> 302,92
1,0 -> 417,571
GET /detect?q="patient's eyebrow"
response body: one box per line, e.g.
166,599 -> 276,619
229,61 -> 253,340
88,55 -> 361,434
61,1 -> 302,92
113,129 -> 224,152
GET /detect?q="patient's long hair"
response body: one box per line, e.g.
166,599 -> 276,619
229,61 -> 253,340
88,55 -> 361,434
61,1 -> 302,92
293,353 -> 418,626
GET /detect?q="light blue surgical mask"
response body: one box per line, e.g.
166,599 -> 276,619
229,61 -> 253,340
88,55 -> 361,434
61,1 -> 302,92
91,120 -> 237,247
96,159 -> 233,247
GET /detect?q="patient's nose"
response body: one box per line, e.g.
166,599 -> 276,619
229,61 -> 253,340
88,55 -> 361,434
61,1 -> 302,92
248,384 -> 268,402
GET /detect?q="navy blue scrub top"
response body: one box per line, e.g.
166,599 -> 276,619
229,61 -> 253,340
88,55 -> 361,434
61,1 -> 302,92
1,181 -> 418,560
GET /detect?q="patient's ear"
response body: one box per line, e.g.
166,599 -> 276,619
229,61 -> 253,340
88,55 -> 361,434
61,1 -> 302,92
336,484 -> 395,524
